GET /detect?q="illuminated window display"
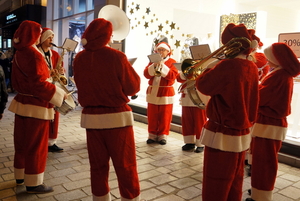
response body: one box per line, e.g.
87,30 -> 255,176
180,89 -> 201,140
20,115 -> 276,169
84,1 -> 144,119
47,0 -> 300,146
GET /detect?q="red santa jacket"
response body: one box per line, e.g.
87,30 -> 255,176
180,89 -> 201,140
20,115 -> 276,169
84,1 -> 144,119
144,56 -> 178,105
9,46 -> 65,120
251,68 -> 293,141
74,46 -> 140,129
196,57 -> 259,152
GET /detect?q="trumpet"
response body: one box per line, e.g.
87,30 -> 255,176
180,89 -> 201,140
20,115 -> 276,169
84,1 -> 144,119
181,37 -> 251,81
154,62 -> 163,77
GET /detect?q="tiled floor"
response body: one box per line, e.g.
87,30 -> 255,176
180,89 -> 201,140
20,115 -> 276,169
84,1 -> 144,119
1,93 -> 300,201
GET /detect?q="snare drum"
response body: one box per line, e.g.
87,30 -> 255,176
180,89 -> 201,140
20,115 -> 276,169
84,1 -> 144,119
187,86 -> 210,110
55,95 -> 76,115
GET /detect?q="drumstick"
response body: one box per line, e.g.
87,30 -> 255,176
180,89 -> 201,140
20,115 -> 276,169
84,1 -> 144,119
67,91 -> 75,96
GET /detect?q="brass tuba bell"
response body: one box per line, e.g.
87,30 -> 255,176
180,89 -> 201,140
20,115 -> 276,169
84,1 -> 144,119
181,37 -> 251,81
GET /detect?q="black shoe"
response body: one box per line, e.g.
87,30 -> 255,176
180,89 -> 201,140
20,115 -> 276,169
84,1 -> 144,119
48,144 -> 64,152
16,179 -> 24,185
194,147 -> 204,153
26,184 -> 54,194
159,139 -> 167,145
146,139 -> 156,144
182,143 -> 195,151
245,198 -> 255,201
248,189 -> 251,195
246,164 -> 251,176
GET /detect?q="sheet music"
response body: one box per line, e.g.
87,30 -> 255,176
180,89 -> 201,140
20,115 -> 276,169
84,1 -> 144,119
128,58 -> 137,65
147,53 -> 162,63
62,38 -> 78,52
189,44 -> 211,60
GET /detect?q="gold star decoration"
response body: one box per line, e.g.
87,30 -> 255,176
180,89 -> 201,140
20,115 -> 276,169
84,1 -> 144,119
136,4 -> 140,11
170,22 -> 176,30
146,7 -> 151,14
131,26 -> 134,29
151,19 -> 154,23
170,35 -> 174,39
144,21 -> 149,29
165,30 -> 169,35
142,16 -> 145,19
174,40 -> 181,48
138,21 -> 140,24
158,24 -> 163,31
181,50 -> 185,54
132,2 -> 134,5
154,38 -> 159,45
166,20 -> 169,24
150,31 -> 153,35
130,8 -> 134,14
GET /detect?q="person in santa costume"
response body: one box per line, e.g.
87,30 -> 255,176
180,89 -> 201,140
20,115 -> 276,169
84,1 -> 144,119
8,20 -> 67,193
73,18 -> 141,201
245,33 -> 270,177
38,28 -> 65,153
0,62 -> 8,120
176,72 -> 207,153
196,23 -> 259,201
144,42 -> 178,145
245,43 -> 300,201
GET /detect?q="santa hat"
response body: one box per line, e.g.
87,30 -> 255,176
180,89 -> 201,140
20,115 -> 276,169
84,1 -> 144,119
81,18 -> 112,50
155,42 -> 172,56
221,23 -> 255,55
264,42 -> 300,77
13,20 -> 42,49
40,28 -> 54,44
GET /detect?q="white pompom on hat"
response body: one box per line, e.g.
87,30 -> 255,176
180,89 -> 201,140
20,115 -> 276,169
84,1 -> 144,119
264,42 -> 300,77
40,28 -> 54,44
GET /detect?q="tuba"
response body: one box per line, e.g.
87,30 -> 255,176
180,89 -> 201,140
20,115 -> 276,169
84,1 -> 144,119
179,37 -> 251,109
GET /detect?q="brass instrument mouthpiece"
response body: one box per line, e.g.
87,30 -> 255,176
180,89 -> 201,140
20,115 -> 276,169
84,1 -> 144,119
50,43 -> 57,47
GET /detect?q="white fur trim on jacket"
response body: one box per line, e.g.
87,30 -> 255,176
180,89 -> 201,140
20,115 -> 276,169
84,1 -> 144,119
81,111 -> 134,129
252,187 -> 273,201
251,123 -> 287,141
49,84 -> 66,107
200,128 -> 251,152
8,99 -> 55,120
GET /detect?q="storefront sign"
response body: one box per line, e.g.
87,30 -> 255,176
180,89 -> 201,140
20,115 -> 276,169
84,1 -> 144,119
278,32 -> 300,57
5,13 -> 18,25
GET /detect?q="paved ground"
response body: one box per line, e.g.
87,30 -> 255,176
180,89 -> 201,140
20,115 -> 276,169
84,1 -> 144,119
1,93 -> 300,201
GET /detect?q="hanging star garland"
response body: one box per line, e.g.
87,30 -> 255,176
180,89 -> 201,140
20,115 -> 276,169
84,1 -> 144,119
170,22 -> 176,30
144,21 -> 149,29
130,8 -> 134,14
158,24 -> 163,31
174,40 -> 181,48
146,7 -> 151,14
136,4 -> 140,11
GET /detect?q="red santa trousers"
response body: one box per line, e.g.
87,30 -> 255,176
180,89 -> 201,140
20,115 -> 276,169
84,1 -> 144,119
181,106 -> 206,143
202,146 -> 245,201
251,137 -> 282,201
86,126 -> 140,200
49,110 -> 59,143
147,103 -> 173,139
13,114 -> 49,186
